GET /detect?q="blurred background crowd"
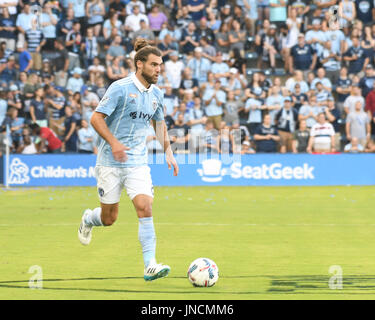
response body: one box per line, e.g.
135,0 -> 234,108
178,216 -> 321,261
0,0 -> 375,155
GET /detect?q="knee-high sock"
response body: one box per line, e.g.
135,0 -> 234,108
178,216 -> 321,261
84,207 -> 103,227
138,217 -> 156,268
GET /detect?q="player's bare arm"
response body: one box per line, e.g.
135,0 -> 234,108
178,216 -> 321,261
152,119 -> 179,176
91,111 -> 130,163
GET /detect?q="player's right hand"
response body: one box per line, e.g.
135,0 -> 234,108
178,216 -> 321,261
111,142 -> 130,163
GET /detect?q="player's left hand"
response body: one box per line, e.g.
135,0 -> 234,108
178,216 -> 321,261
166,153 -> 179,176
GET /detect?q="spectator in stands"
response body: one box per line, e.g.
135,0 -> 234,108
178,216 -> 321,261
106,56 -> 127,84
124,4 -> 148,36
66,67 -> 84,96
203,79 -> 225,130
305,18 -> 325,57
169,113 -> 190,153
164,51 -> 184,91
82,27 -> 100,69
344,137 -> 364,153
179,67 -> 199,97
17,41 -> 32,73
355,0 -> 374,25
292,119 -> 309,153
187,46 -> 211,85
62,105 -> 78,152
343,84 -> 365,115
275,97 -> 298,153
0,54 -> 16,83
53,39 -> 69,88
243,0 -> 258,37
0,7 -> 16,52
17,127 -> 37,154
366,81 -> 375,121
257,0 -> 270,21
335,66 -> 352,112
253,113 -> 280,153
25,16 -> 45,71
228,19 -> 246,58
102,11 -> 122,40
244,95 -> 264,135
180,21 -> 199,54
320,41 -> 342,85
59,7 -> 75,38
338,0 -> 356,28
147,4 -> 168,35
359,64 -> 375,98
109,0 -> 126,22
259,24 -> 278,72
6,107 -> 24,150
215,22 -> 230,54
346,100 -> 371,148
0,86 -> 6,124
307,112 -> 336,154
40,2 -> 58,52
29,86 -> 47,128
86,0 -> 105,37
343,36 -> 369,78
106,34 -> 125,65
286,70 -> 309,94
133,19 -> 156,45
325,96 -> 342,151
211,52 -> 230,87
223,90 -> 242,127
289,33 -> 317,77
200,36 -> 216,62
78,119 -> 97,153
68,0 -> 87,31
226,67 -> 244,97
265,85 -> 283,125
291,83 -> 308,112
66,21 -> 83,70
44,84 -> 65,137
30,122 -> 62,153
269,0 -> 288,28
199,118 -> 220,153
88,56 -> 105,85
299,95 -> 321,129
16,3 -> 35,50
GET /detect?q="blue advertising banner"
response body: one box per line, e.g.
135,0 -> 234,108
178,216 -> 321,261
3,154 -> 375,187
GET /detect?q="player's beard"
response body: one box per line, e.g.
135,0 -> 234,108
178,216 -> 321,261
141,70 -> 158,85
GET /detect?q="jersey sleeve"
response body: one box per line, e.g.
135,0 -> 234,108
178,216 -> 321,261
95,82 -> 124,117
152,91 -> 165,121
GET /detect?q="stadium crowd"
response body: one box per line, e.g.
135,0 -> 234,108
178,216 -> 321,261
0,0 -> 375,155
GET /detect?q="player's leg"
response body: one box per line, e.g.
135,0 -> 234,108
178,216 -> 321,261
126,166 -> 170,281
78,166 -> 122,245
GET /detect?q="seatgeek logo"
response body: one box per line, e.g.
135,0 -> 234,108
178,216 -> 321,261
197,159 -> 315,182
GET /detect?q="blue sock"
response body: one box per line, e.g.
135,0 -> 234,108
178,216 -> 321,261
84,208 -> 103,227
138,217 -> 156,268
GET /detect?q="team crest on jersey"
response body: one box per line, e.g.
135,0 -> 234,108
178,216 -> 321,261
152,98 -> 158,111
99,95 -> 110,106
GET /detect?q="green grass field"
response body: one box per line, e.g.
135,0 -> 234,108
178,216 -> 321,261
1,186 -> 375,300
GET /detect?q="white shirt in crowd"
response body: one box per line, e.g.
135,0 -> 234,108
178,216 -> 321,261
165,59 -> 185,89
310,121 -> 335,151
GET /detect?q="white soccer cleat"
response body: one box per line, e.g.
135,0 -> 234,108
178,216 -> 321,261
78,209 -> 93,246
144,262 -> 171,281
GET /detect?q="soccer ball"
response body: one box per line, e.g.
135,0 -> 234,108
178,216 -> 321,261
187,258 -> 219,287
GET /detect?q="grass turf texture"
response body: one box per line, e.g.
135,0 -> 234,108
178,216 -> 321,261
0,186 -> 375,300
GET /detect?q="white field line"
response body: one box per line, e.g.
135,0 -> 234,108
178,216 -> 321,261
0,223 -> 375,227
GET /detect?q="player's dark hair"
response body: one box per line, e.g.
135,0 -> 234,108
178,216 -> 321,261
134,38 -> 162,71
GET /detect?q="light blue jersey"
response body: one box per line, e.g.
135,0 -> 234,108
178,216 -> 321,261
95,73 -> 164,168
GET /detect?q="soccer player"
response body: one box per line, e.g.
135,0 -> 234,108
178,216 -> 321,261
78,38 -> 179,281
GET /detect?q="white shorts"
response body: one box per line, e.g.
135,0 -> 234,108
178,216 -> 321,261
95,165 -> 154,204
